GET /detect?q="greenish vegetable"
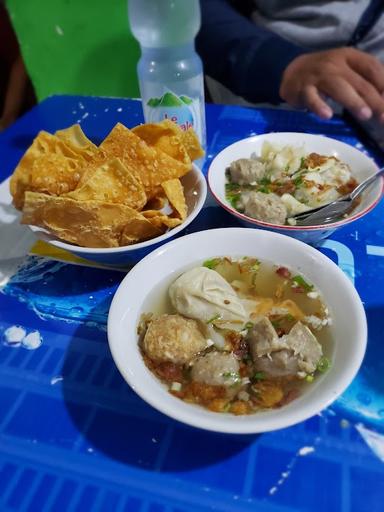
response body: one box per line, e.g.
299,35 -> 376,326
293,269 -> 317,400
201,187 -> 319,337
227,193 -> 241,210
291,275 -> 314,292
222,371 -> 241,382
252,371 -> 265,382
206,313 -> 221,324
293,175 -> 303,187
305,374 -> 314,383
317,356 -> 331,373
259,176 -> 271,186
203,258 -> 221,270
225,182 -> 241,192
245,321 -> 254,329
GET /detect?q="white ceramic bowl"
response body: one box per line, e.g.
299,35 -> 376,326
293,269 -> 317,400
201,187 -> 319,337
208,133 -> 383,245
29,164 -> 207,266
108,228 -> 367,434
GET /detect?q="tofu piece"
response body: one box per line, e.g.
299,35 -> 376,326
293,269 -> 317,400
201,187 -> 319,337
281,193 -> 310,216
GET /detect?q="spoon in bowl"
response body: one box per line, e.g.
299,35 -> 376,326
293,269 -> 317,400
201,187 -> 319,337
292,167 -> 384,226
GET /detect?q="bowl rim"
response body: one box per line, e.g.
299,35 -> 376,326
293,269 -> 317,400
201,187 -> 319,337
207,132 -> 384,231
107,227 -> 367,434
28,163 -> 207,253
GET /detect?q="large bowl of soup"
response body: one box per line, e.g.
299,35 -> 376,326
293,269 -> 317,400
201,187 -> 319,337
108,228 -> 367,433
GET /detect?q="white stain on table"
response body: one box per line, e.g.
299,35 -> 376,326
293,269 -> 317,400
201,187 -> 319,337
268,445 -> 316,496
3,325 -> 42,350
3,325 -> 26,346
298,446 -> 315,456
55,25 -> 64,36
356,423 -> 384,462
50,375 -> 64,385
22,330 -> 43,350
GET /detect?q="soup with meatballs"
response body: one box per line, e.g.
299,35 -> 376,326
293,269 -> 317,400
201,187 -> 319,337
138,257 -> 332,415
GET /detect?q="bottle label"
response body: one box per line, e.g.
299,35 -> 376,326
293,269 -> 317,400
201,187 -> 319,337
144,91 -> 202,143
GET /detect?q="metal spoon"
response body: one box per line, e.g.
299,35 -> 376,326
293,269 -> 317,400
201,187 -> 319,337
292,167 -> 384,226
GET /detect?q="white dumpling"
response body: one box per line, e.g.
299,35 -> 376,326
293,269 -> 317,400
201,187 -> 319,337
169,267 -> 247,330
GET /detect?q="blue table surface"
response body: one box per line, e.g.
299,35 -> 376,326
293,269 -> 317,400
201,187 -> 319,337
0,96 -> 384,512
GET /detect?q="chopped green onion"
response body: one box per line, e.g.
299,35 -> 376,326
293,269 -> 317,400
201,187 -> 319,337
222,371 -> 241,383
317,356 -> 331,373
252,371 -> 265,381
170,382 -> 182,391
206,313 -> 221,324
259,176 -> 271,186
203,258 -> 221,270
291,275 -> 314,292
293,176 -> 303,187
305,375 -> 314,383
299,157 -> 306,169
245,321 -> 254,329
225,182 -> 241,192
257,186 -> 270,194
228,193 -> 241,209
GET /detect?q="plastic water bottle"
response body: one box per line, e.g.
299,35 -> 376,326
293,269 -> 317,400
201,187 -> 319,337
128,0 -> 206,148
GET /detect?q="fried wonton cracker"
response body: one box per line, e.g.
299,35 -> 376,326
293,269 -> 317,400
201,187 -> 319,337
144,193 -> 167,210
161,178 -> 187,220
21,192 -> 160,248
132,119 -> 191,165
181,127 -> 205,161
65,158 -> 147,210
120,216 -> 163,245
55,124 -> 97,154
10,131 -> 96,209
142,210 -> 183,229
99,123 -> 190,195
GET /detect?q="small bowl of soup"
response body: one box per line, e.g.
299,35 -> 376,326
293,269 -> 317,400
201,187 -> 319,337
108,228 -> 367,433
208,133 -> 383,245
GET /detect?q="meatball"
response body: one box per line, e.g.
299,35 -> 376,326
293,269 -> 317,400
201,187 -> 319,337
254,349 -> 300,378
247,317 -> 323,377
191,351 -> 240,386
229,158 -> 266,185
143,314 -> 206,364
241,192 -> 287,225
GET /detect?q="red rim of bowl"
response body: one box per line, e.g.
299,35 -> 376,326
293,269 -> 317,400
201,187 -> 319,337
208,164 -> 384,232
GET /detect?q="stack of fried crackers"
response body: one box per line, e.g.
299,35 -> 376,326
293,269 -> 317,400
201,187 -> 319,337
10,120 -> 204,248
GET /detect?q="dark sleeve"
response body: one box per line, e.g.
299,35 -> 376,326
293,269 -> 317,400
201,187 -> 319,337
196,0 -> 308,103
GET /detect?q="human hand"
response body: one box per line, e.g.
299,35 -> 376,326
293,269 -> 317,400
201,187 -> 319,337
280,47 -> 384,123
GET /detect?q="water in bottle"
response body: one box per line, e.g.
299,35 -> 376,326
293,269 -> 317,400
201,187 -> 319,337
128,0 -> 206,148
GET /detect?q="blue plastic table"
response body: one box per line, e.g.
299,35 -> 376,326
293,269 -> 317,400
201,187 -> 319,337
0,96 -> 383,512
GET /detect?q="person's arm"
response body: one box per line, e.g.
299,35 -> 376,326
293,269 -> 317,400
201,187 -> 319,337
0,54 -> 27,131
196,0 -> 307,103
197,0 -> 384,123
